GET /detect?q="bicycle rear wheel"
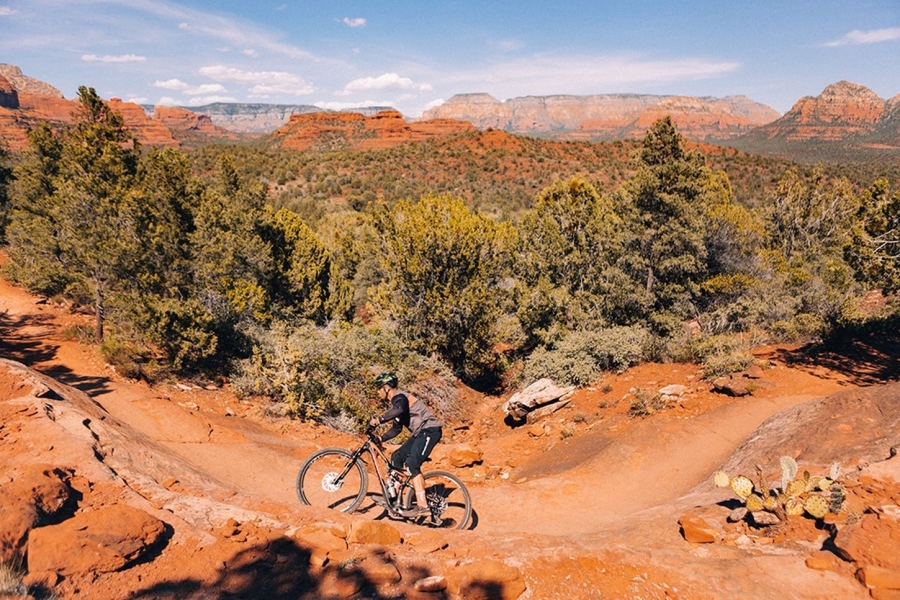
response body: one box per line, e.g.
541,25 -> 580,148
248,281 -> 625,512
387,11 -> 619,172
402,470 -> 472,530
296,448 -> 367,513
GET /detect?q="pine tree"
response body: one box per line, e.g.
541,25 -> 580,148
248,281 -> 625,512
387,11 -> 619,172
618,117 -> 721,333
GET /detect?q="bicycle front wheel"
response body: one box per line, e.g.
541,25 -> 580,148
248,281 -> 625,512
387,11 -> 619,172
402,470 -> 472,530
296,448 -> 367,513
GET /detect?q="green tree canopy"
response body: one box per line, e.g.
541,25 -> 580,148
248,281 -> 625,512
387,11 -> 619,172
371,194 -> 510,380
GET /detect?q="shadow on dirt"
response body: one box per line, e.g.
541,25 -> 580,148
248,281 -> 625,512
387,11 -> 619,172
39,363 -> 114,397
0,311 -> 59,363
764,316 -> 900,386
0,310 -> 115,396
122,536 -> 467,600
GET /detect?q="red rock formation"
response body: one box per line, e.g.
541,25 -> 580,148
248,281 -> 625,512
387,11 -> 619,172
152,105 -> 239,140
743,81 -> 887,142
0,75 -> 19,109
108,98 -> 178,147
0,65 -> 183,151
273,110 -> 475,151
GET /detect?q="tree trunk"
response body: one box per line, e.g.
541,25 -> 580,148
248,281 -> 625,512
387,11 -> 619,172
94,281 -> 104,343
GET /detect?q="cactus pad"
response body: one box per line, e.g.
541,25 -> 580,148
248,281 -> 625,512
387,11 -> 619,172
730,475 -> 754,500
785,479 -> 806,497
746,493 -> 764,512
785,498 -> 804,516
804,495 -> 830,519
713,471 -> 730,488
763,495 -> 778,511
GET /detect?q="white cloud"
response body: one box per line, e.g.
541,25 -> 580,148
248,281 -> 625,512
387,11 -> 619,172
156,94 -> 237,106
126,96 -> 149,104
153,79 -> 226,95
200,65 -> 315,95
185,94 -> 238,105
82,53 -> 146,63
338,73 -> 432,96
823,27 -> 900,47
0,6 -> 17,16
422,98 -> 445,111
343,17 -> 366,28
153,78 -> 190,90
242,48 -> 258,57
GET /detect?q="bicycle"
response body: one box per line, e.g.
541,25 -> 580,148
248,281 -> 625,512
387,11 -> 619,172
296,426 -> 472,530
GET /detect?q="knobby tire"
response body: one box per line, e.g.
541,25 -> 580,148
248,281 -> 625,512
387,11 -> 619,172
296,448 -> 367,513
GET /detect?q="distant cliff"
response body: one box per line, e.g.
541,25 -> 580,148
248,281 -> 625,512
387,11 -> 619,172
184,103 -> 395,134
733,81 -> 900,153
421,93 -> 781,142
272,110 -> 475,151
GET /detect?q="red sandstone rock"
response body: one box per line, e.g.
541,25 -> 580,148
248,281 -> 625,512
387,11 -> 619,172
153,105 -> 238,139
27,504 -> 166,575
273,110 -> 475,151
346,520 -> 402,545
447,559 -> 527,600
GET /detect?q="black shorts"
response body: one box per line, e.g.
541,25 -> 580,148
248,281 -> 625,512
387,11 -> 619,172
391,427 -> 442,476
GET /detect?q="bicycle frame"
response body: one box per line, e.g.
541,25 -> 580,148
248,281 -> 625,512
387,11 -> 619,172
346,430 -> 411,513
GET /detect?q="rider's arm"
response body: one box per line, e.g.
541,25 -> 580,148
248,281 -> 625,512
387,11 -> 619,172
377,393 -> 408,442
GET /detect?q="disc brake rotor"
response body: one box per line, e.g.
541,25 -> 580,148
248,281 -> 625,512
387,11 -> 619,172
321,472 -> 342,492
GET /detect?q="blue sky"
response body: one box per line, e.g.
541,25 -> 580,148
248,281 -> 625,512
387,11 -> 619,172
1,0 -> 899,117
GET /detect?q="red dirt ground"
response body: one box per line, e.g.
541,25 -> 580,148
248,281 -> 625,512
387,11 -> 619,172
2,265 -> 900,599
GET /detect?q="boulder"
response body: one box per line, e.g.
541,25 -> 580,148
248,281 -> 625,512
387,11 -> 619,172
678,514 -> 717,543
502,379 -> 575,422
0,466 -> 72,562
27,504 -> 167,575
448,444 -> 484,468
448,559 -> 526,600
347,520 -> 401,546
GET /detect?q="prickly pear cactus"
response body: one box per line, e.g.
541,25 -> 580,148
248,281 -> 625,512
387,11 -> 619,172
785,479 -> 806,497
829,483 -> 846,513
780,456 -> 798,491
713,471 -> 730,488
829,462 -> 841,481
730,475 -> 754,500
746,493 -> 764,512
804,494 -> 830,519
816,477 -> 833,491
785,498 -> 805,516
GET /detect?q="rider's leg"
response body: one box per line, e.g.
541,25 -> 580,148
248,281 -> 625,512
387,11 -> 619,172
405,427 -> 442,507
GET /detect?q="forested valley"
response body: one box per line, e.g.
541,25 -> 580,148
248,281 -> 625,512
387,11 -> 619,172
1,87 -> 898,429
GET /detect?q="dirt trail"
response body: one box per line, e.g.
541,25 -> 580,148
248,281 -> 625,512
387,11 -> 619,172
3,271 -> 881,599
0,272 -> 848,536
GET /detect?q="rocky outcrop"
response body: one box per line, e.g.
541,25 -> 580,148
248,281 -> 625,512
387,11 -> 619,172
0,64 -> 63,97
423,92 -> 781,142
152,105 -> 236,139
0,75 -> 19,109
272,110 -> 476,151
743,81 -> 886,142
108,98 -> 179,147
187,102 -> 329,134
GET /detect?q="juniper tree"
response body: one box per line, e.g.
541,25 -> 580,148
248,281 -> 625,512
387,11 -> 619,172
7,87 -> 141,341
371,194 -> 509,380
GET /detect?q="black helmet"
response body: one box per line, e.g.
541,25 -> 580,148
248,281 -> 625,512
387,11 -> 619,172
374,372 -> 398,388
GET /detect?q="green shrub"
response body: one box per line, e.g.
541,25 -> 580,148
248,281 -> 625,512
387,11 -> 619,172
99,333 -> 147,380
688,334 -> 755,379
231,319 -> 459,427
521,325 -> 649,386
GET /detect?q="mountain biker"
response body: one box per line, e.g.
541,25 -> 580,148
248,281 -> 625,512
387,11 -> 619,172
368,372 -> 443,519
